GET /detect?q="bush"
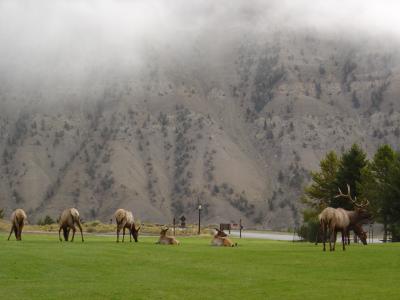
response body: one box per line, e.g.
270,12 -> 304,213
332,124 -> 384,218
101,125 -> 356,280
37,215 -> 56,225
298,220 -> 319,242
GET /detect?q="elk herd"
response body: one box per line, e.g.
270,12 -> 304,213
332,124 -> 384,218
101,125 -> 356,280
5,183 -> 372,251
5,207 -> 237,247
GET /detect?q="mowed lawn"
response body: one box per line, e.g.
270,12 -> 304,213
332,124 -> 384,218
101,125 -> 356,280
0,233 -> 399,300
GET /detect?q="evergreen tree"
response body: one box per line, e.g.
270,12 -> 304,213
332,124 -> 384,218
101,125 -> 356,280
302,151 -> 339,209
359,144 -> 396,240
300,151 -> 339,242
335,144 -> 367,209
384,154 -> 400,241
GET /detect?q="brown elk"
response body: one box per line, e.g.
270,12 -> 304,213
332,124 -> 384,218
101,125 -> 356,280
318,207 -> 349,251
7,209 -> 27,241
316,215 -> 368,247
335,185 -> 371,227
317,184 -> 371,251
346,222 -> 368,245
58,208 -> 84,242
156,226 -> 180,245
114,208 -> 141,242
211,228 -> 237,247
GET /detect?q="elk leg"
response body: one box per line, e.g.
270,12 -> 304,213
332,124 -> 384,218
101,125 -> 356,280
329,227 -> 335,251
76,221 -> 84,242
346,228 -> 350,245
116,226 -> 120,243
332,229 -> 338,251
122,227 -> 126,242
342,230 -> 346,251
70,225 -> 76,242
19,223 -> 24,240
7,225 -> 14,241
315,224 -> 321,246
59,226 -> 63,242
129,227 -> 132,242
14,222 -> 20,241
322,224 -> 326,251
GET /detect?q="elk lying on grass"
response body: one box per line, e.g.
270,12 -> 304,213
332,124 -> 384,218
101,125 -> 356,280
318,185 -> 371,251
156,227 -> 179,245
114,208 -> 140,242
211,228 -> 237,247
7,209 -> 27,241
58,208 -> 84,242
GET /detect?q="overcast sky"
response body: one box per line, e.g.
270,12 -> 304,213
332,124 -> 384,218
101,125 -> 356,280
0,0 -> 399,86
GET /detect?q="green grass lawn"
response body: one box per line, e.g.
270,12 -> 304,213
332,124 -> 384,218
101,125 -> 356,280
0,233 -> 399,300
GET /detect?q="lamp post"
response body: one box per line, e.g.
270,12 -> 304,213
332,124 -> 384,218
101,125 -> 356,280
198,204 -> 202,235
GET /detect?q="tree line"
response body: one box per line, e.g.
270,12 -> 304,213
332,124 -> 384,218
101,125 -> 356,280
300,144 -> 400,242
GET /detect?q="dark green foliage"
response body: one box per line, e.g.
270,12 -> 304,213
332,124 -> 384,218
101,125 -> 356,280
334,144 -> 367,209
251,55 -> 285,112
37,215 -> 55,225
303,144 -> 400,242
298,219 -> 319,242
352,91 -> 360,108
302,151 -> 340,210
370,81 -> 390,111
342,59 -> 357,91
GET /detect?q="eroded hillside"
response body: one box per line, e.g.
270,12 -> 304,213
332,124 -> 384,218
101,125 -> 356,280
1,24 -> 400,229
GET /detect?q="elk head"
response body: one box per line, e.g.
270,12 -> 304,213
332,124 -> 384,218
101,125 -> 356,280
335,184 -> 372,221
214,228 -> 228,237
131,223 -> 141,242
160,226 -> 169,236
359,230 -> 368,245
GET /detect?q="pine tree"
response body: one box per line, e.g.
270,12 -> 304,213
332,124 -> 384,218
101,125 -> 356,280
334,144 -> 367,209
384,154 -> 400,241
302,151 -> 339,209
359,144 -> 396,241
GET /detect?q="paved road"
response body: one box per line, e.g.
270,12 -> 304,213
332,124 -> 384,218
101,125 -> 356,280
230,230 -> 383,243
230,230 -> 300,241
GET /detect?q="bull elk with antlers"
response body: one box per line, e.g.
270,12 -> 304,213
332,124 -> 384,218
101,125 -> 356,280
318,184 -> 371,251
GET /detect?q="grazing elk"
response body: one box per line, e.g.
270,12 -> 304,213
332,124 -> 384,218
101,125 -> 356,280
156,226 -> 180,245
316,216 -> 368,246
7,209 -> 27,241
114,208 -> 140,242
58,208 -> 84,242
317,184 -> 371,251
318,207 -> 349,251
345,222 -> 368,245
211,228 -> 237,247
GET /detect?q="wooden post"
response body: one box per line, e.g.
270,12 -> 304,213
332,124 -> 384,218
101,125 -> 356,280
198,205 -> 202,235
239,219 -> 242,239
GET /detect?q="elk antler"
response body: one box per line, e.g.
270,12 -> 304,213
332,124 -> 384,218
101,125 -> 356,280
335,184 -> 369,208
